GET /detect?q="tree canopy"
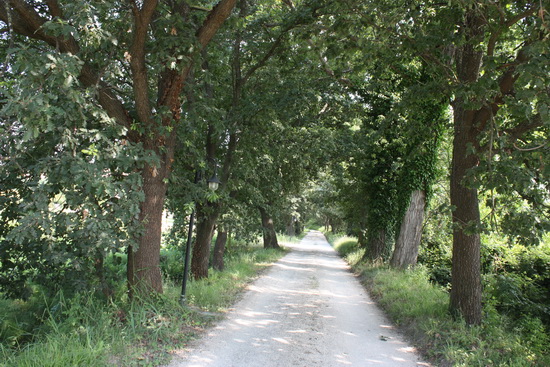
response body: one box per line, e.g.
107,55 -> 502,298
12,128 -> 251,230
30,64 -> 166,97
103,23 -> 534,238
1,0 -> 548,328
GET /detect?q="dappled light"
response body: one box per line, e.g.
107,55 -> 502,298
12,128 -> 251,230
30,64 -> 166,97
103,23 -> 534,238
1,0 -> 547,365
167,231 -> 428,366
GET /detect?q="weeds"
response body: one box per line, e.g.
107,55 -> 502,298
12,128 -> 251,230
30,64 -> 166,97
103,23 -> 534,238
1,242 -> 288,366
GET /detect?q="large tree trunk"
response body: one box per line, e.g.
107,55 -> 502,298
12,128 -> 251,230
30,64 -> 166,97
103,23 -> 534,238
260,207 -> 279,249
212,228 -> 228,271
366,228 -> 386,261
449,100 -> 483,325
390,189 -> 426,269
128,161 -> 169,294
448,10 -> 484,325
191,203 -> 220,279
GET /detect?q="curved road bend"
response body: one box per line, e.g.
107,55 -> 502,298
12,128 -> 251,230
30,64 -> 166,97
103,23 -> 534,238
165,230 -> 430,367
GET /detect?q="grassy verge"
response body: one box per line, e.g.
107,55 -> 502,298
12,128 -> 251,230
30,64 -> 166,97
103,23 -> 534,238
179,246 -> 288,312
327,233 -> 549,367
1,243 -> 289,367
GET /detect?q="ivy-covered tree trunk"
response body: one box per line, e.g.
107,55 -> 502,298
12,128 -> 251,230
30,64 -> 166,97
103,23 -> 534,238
260,207 -> 279,249
390,189 -> 426,269
366,229 -> 386,261
212,228 -> 227,271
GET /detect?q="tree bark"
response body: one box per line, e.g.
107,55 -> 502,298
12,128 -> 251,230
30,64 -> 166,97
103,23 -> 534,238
212,228 -> 227,271
448,9 -> 484,325
191,203 -> 219,279
448,10 -> 535,324
128,161 -> 170,294
366,228 -> 386,261
260,207 -> 279,249
189,131 -> 238,280
449,100 -> 483,325
390,189 -> 426,269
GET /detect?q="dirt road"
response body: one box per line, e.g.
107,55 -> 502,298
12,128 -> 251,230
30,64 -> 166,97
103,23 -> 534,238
165,231 -> 430,366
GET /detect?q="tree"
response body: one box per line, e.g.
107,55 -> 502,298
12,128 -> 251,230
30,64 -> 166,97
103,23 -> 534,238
309,0 -> 548,324
390,95 -> 446,269
183,0 -> 326,277
0,0 -> 237,294
0,84 -> 146,298
446,2 -> 548,324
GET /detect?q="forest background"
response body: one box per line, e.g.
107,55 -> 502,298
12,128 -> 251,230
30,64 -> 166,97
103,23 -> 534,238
0,0 -> 548,366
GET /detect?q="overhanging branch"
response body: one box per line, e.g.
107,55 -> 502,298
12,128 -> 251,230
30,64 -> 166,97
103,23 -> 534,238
0,0 -> 133,131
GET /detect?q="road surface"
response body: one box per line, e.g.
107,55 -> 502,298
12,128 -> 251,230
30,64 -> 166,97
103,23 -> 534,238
165,231 -> 430,367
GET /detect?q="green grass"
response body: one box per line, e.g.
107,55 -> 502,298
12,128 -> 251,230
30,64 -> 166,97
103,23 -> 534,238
328,234 -> 549,367
277,231 -> 307,244
1,242 -> 289,367
184,246 -> 288,312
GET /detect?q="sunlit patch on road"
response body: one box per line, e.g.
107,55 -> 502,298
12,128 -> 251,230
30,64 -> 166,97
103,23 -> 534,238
164,231 -> 431,366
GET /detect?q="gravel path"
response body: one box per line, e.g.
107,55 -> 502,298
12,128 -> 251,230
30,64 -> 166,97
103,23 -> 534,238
165,231 -> 430,367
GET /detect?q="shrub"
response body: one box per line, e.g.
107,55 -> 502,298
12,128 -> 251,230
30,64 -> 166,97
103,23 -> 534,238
417,239 -> 452,287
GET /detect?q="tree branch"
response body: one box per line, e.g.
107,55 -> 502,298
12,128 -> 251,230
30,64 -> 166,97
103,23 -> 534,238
487,4 -> 537,56
0,0 -> 133,132
158,0 -> 237,115
474,45 -> 530,137
0,0 -> 78,53
128,0 -> 158,125
308,39 -> 352,87
504,115 -> 544,144
513,141 -> 547,151
196,0 -> 237,48
45,0 -> 63,18
242,31 -> 286,84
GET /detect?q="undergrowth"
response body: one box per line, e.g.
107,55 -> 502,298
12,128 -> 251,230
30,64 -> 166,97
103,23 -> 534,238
327,233 -> 550,367
1,242 -> 289,367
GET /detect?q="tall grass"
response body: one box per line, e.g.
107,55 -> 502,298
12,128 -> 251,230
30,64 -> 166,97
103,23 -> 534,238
185,247 -> 287,312
278,231 -> 307,244
1,243 -> 288,366
328,234 -> 549,367
1,292 -> 116,367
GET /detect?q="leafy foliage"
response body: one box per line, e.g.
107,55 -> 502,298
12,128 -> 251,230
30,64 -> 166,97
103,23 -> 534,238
0,39 -> 148,298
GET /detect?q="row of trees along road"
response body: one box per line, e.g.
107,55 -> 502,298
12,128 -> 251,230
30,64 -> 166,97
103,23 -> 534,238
1,0 -> 548,327
0,0 -> 333,296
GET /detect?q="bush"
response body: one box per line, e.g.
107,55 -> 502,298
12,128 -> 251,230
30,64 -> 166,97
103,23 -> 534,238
332,236 -> 359,257
484,244 -> 550,329
0,293 -> 51,347
361,266 -> 549,366
160,247 -> 184,282
417,239 -> 452,287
